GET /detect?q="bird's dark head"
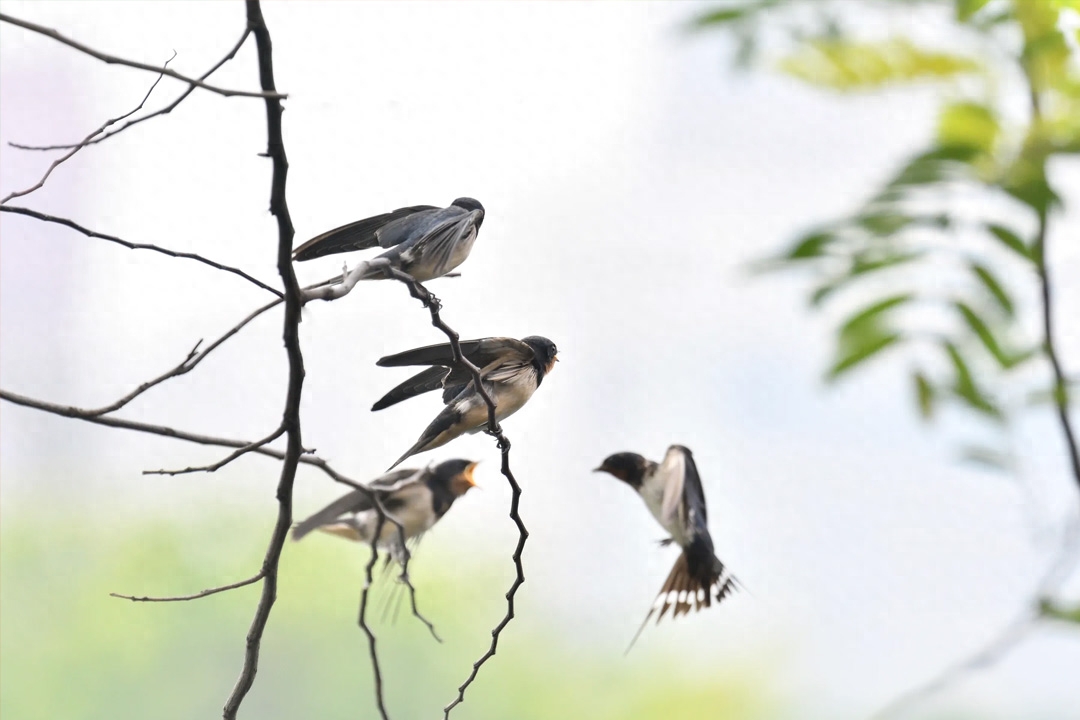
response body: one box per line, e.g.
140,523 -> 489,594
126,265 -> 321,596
522,335 -> 559,378
430,458 -> 480,498
452,197 -> 485,228
593,452 -> 649,489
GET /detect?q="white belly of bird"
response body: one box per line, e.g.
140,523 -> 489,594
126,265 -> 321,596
462,375 -> 537,433
641,474 -> 690,547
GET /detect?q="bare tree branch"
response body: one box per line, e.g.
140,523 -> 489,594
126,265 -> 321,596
359,508 -> 391,720
221,3 -> 302,718
1,57 -> 173,205
9,29 -> 252,151
0,11 -> 283,99
367,267 -> 529,718
144,425 -> 286,476
110,572 -> 265,603
0,206 -> 282,297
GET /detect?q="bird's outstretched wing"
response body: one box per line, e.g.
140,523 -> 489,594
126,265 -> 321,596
291,467 -> 420,540
376,337 -> 534,370
657,445 -> 709,535
292,204 -> 438,260
371,366 -> 451,411
390,208 -> 481,277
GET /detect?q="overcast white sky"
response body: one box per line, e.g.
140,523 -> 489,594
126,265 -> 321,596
2,2 -> 1079,718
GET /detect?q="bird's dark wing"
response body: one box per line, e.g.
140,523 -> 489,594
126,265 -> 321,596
371,366 -> 451,411
291,468 -> 420,540
292,205 -> 438,261
377,337 -> 533,370
657,445 -> 708,533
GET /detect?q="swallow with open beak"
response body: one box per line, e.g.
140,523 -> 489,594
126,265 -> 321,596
292,459 -> 479,560
292,198 -> 485,282
594,445 -> 737,648
374,336 -> 558,470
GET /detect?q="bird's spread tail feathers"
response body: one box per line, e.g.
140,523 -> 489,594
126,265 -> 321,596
625,536 -> 737,653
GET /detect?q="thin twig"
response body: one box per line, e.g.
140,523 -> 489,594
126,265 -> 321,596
85,296 -> 283,416
222,4 -> 302,719
0,12 -> 283,99
1,56 -> 173,205
111,572 -> 265,603
377,267 -> 529,718
359,506 -> 391,720
0,206 -> 282,296
9,30 -> 252,151
144,425 -> 286,476
0,387 -> 375,493
395,535 -> 442,643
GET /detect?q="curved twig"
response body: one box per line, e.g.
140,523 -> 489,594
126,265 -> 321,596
0,12 -> 283,99
1,56 -> 173,205
144,425 -> 286,476
9,30 -> 252,151
0,206 -> 282,297
377,267 -> 528,718
359,506 -> 391,720
110,572 -> 265,603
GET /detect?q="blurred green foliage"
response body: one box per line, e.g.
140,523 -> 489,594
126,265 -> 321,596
0,513 -> 774,719
694,0 -> 1080,472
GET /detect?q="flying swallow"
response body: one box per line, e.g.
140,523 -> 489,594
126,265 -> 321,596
292,198 -> 485,282
594,444 -> 737,648
373,336 -> 558,469
292,459 -> 479,561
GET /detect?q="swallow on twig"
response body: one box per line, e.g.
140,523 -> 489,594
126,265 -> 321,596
373,336 -> 559,470
594,444 -> 737,649
292,198 -> 485,283
292,459 -> 479,562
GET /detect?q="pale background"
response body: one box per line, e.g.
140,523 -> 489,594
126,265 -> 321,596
2,2 -> 1078,718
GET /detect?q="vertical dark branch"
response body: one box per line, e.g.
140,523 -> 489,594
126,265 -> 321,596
222,3 -> 302,718
358,511 -> 390,720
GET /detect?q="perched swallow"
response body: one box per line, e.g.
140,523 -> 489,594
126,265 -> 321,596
374,336 -> 559,470
594,445 -> 737,647
292,459 -> 479,561
292,198 -> 485,282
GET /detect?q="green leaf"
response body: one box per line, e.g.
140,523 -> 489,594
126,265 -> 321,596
850,251 -> 924,277
954,301 -> 1012,368
1026,381 -> 1073,408
810,281 -> 841,307
914,370 -> 935,420
787,230 -> 836,259
937,101 -> 999,154
969,262 -> 1015,317
828,294 -> 911,379
694,7 -> 750,27
829,333 -> 902,379
778,37 -> 981,91
856,211 -> 913,236
1040,599 -> 1080,624
956,0 -> 991,21
960,444 -> 1015,471
943,341 -> 1003,419
885,147 -> 975,191
986,224 -> 1033,262
838,294 -> 912,335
